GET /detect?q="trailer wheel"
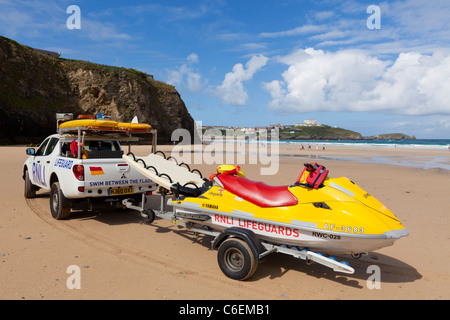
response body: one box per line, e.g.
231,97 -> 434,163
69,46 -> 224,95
143,209 -> 156,224
217,238 -> 258,280
50,182 -> 71,220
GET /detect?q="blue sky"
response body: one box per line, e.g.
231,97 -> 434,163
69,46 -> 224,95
1,0 -> 450,138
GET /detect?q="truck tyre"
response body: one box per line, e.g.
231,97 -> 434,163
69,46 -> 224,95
50,182 -> 71,220
217,238 -> 258,280
24,170 -> 38,198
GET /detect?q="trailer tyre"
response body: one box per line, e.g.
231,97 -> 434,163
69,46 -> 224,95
50,182 -> 71,220
143,209 -> 155,224
217,238 -> 258,280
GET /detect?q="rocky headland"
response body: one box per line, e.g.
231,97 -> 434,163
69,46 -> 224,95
0,36 -> 196,144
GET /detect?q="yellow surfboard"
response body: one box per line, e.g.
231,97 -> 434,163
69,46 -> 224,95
59,119 -> 118,131
117,122 -> 152,133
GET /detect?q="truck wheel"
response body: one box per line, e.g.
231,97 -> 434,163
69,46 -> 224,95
24,170 -> 37,198
217,238 -> 258,280
50,182 -> 71,220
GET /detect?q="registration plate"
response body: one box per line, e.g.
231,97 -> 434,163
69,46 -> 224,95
107,187 -> 134,196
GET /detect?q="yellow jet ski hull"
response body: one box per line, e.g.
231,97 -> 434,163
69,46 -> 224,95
170,176 -> 408,254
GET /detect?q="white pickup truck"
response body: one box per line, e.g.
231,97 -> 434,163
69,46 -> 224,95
23,132 -> 157,220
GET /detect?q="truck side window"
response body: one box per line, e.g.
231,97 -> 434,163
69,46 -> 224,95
44,138 -> 59,156
84,141 -> 121,152
113,141 -> 121,151
61,143 -> 71,157
35,138 -> 50,156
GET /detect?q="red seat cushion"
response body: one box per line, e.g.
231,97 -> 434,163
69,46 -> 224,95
217,174 -> 298,208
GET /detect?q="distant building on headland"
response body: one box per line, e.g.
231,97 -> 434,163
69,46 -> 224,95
199,119 -> 327,138
295,119 -> 321,127
268,123 -> 284,130
201,119 -> 323,134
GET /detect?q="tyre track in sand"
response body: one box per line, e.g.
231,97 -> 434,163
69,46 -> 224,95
26,197 -> 278,298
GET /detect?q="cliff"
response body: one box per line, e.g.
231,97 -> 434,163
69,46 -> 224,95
0,36 -> 196,144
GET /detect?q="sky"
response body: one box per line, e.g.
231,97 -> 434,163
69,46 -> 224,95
1,0 -> 450,138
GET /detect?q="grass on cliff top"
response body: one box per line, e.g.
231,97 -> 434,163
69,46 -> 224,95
1,35 -> 176,94
59,58 -> 175,90
280,125 -> 362,139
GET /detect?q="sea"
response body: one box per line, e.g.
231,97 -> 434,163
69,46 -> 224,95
275,139 -> 450,170
207,138 -> 450,170
230,138 -> 449,170
278,139 -> 450,150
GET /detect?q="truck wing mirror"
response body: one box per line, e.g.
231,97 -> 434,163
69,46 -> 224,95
26,148 -> 36,155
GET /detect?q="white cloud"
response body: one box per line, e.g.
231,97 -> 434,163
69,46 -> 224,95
166,53 -> 206,93
0,0 -> 133,42
314,10 -> 335,21
82,20 -> 132,42
256,1 -> 450,56
0,0 -> 63,38
214,54 -> 269,105
264,48 -> 450,115
259,24 -> 328,38
187,53 -> 199,64
384,0 -> 450,38
186,72 -> 204,93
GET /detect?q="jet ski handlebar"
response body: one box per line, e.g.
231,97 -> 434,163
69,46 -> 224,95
304,162 -> 320,172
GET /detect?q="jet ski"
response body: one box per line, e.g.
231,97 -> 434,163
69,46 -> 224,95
169,163 -> 408,255
123,151 -> 409,280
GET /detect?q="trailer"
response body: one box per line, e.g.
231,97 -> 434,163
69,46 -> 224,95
123,150 -> 355,281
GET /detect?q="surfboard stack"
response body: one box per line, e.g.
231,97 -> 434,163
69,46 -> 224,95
58,115 -> 153,134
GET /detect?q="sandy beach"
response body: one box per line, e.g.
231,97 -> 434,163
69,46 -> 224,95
1,143 -> 449,300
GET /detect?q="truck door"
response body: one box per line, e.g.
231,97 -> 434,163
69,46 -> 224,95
32,137 -> 59,188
